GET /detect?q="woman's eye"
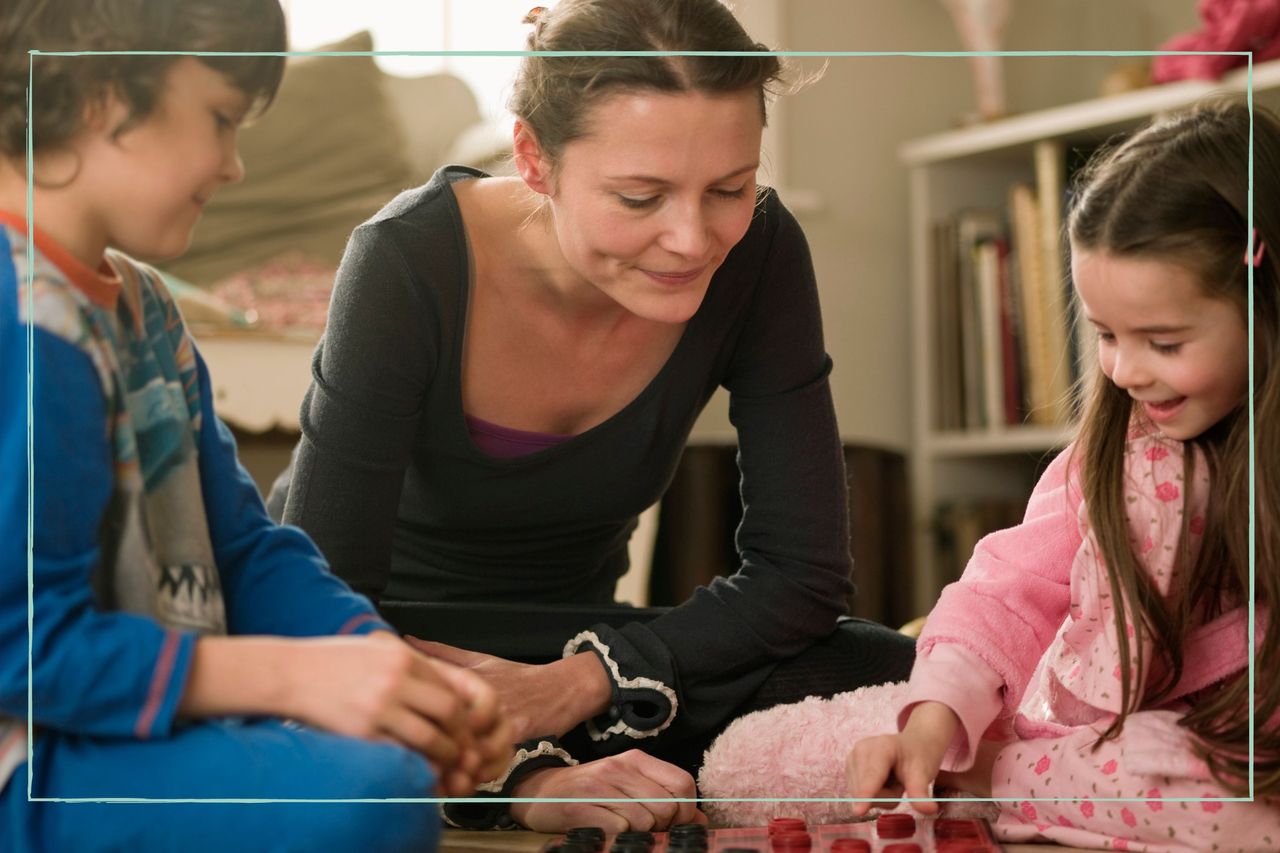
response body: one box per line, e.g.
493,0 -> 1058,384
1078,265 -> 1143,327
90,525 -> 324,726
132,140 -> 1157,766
712,186 -> 747,199
618,194 -> 658,209
1096,331 -> 1115,344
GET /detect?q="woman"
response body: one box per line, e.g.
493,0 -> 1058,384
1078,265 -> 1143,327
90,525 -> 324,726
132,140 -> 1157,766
276,0 -> 915,831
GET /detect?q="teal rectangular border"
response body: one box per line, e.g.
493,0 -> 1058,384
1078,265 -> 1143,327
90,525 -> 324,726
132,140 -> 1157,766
23,47 -> 1256,807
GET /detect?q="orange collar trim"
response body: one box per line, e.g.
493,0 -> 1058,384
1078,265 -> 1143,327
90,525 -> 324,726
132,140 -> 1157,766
0,210 -> 121,309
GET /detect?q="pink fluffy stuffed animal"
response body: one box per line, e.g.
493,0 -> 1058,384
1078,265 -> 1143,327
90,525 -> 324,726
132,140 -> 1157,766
698,680 -> 998,827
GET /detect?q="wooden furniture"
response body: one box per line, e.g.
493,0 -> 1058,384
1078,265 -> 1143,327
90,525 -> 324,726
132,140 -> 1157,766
899,59 -> 1280,615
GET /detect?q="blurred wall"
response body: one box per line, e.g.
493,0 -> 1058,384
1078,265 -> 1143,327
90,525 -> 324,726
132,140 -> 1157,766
689,0 -> 1201,449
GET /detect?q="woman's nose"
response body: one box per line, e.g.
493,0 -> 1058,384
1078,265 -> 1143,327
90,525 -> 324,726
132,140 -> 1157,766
658,200 -> 711,259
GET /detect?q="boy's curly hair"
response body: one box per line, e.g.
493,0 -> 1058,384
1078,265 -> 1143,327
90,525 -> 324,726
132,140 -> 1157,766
1,0 -> 286,159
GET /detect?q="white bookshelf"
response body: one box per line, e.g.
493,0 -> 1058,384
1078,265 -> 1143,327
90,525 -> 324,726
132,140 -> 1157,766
901,59 -> 1280,616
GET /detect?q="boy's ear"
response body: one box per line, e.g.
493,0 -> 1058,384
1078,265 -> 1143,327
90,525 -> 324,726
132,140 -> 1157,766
80,88 -> 130,137
512,120 -> 554,196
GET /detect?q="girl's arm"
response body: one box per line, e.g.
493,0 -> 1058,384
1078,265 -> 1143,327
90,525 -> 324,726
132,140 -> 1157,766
847,448 -> 1085,809
914,444 -> 1085,718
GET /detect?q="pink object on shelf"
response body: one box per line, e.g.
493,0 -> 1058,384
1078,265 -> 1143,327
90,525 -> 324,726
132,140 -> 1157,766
1153,0 -> 1280,83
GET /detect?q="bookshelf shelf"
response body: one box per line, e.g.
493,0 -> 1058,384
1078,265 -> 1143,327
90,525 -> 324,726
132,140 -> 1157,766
926,425 -> 1075,457
902,59 -> 1280,616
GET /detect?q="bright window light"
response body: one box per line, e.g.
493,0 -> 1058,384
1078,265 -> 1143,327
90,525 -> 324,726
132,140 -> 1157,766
282,0 -> 534,119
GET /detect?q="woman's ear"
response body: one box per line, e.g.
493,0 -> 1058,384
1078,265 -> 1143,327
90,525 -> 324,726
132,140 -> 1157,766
512,120 -> 554,195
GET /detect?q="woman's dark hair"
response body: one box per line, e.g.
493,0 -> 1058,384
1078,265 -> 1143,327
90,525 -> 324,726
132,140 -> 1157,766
509,0 -> 784,164
1068,99 -> 1280,795
1,0 -> 286,159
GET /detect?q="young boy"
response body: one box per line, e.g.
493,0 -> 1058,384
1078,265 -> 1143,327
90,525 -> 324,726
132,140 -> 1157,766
0,2 -> 511,850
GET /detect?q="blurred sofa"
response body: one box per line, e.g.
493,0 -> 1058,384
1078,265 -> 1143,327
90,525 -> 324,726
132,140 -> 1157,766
161,31 -> 509,434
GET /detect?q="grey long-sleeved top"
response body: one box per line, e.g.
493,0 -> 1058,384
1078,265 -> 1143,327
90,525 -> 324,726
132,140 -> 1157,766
283,165 -> 854,748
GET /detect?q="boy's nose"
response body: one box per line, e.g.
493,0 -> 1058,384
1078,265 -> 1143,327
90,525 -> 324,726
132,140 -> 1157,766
222,150 -> 246,185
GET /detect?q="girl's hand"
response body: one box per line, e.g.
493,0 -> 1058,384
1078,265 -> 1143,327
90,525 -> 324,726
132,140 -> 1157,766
845,700 -> 961,817
406,638 -> 612,744
508,750 -> 706,833
282,632 -> 512,795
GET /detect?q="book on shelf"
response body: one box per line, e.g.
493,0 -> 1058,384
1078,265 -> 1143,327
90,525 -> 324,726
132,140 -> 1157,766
931,210 -> 1003,431
933,497 -> 1027,583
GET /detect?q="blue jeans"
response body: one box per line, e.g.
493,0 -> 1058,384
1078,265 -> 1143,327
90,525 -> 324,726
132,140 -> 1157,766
3,718 -> 441,853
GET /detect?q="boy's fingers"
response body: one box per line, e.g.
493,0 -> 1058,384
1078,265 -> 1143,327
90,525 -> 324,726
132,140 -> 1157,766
381,707 -> 460,767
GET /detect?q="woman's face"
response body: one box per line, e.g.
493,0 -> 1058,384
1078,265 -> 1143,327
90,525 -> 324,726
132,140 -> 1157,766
542,88 -> 763,324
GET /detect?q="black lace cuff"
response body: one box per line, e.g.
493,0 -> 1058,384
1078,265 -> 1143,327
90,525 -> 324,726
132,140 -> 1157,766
441,736 -> 578,830
564,630 -> 678,741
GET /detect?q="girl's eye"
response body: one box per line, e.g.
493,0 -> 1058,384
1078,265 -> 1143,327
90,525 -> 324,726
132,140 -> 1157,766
618,194 -> 658,209
1152,342 -> 1183,355
213,111 -> 235,132
1096,331 -> 1116,344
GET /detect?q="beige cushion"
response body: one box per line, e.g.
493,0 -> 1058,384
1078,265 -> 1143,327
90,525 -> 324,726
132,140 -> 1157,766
165,31 -> 413,285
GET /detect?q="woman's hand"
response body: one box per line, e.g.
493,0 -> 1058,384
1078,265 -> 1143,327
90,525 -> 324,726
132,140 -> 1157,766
845,700 -> 961,816
508,750 -> 706,833
406,638 -> 612,744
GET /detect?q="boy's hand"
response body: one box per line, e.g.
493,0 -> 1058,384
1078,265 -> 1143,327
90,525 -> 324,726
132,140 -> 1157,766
282,632 -> 511,795
845,701 -> 960,817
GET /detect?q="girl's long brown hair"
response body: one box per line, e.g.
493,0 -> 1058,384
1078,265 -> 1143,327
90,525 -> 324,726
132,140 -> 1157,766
1067,99 -> 1279,795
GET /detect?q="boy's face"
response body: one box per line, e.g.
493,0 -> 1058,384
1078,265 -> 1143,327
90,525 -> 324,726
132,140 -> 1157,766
76,57 -> 249,262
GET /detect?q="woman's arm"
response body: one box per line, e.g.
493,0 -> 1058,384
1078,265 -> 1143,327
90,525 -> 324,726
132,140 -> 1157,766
552,197 -> 856,749
282,221 -> 438,600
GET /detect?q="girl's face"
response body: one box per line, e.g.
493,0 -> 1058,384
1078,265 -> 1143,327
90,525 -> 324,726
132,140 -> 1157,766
538,89 -> 762,324
1073,248 -> 1249,441
75,57 -> 248,262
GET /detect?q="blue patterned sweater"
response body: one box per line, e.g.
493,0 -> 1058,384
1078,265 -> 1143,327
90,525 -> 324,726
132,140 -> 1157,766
0,215 -> 390,788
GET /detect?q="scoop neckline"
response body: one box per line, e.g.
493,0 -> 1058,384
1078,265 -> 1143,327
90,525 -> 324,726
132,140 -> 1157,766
433,165 -> 705,467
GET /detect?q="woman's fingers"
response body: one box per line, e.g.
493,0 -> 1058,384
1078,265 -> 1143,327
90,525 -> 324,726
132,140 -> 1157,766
624,751 -> 701,827
404,637 -> 489,667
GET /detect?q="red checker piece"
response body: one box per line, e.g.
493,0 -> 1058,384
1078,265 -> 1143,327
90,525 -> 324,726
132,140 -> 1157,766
768,830 -> 811,851
767,819 -> 806,836
875,813 -> 916,839
828,839 -> 871,853
934,819 -> 981,839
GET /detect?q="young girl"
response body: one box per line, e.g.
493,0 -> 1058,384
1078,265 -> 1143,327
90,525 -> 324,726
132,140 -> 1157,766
0,2 -> 510,851
844,99 -> 1279,851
